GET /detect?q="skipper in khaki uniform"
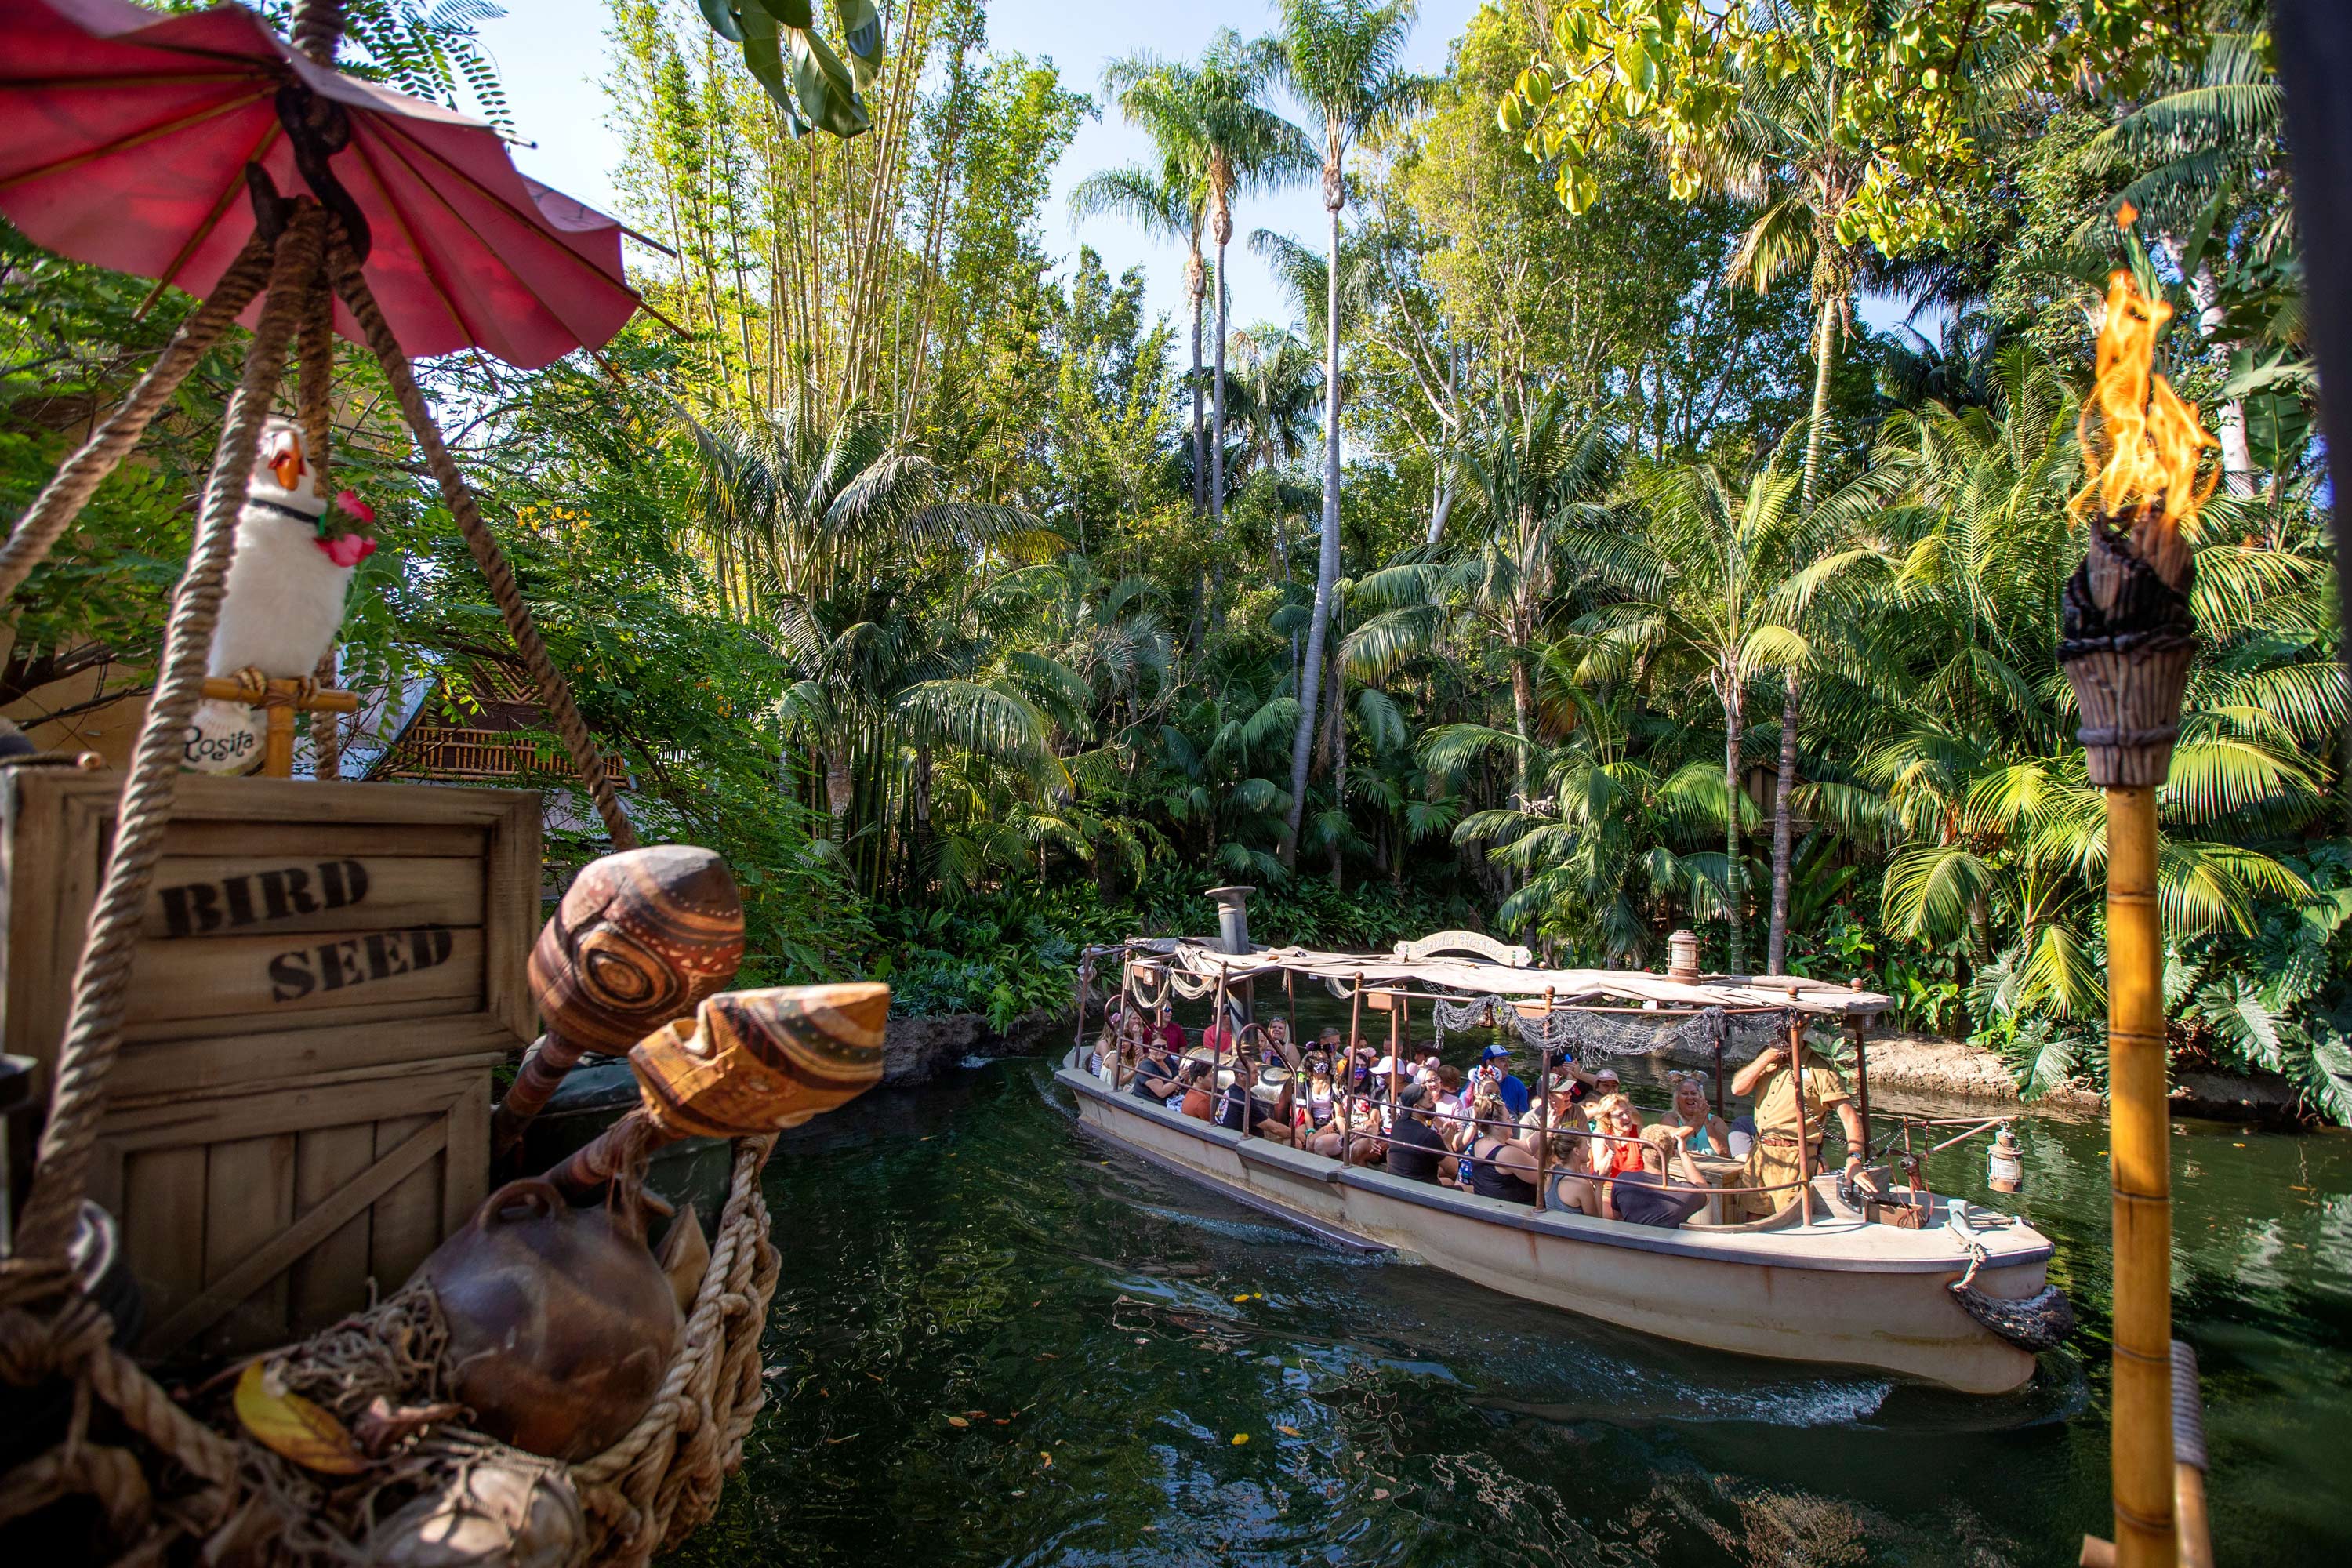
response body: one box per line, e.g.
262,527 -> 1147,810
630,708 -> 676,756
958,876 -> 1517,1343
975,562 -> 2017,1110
1729,1036 -> 1867,1218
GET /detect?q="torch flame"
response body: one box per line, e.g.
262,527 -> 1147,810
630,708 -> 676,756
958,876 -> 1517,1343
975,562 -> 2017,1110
2068,269 -> 2218,590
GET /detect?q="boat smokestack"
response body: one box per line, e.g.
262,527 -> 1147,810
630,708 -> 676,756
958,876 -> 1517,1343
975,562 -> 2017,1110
1205,885 -> 1254,956
1667,928 -> 1701,980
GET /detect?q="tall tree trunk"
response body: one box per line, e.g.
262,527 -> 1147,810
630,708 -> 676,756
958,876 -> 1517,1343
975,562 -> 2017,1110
1766,665 -> 1800,975
1330,662 -> 1347,891
824,748 -> 852,844
1722,673 -> 1745,975
1800,298 -> 1839,508
1284,195 -> 1345,864
1212,233 -> 1230,532
1508,641 -> 1534,806
1187,254 -> 1207,518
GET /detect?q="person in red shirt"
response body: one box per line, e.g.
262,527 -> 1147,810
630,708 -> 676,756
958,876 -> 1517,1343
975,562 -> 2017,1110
1153,1002 -> 1186,1057
1200,1004 -> 1242,1062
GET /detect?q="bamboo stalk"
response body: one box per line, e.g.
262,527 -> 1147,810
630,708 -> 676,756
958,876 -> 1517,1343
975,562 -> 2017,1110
2107,785 -> 2176,1568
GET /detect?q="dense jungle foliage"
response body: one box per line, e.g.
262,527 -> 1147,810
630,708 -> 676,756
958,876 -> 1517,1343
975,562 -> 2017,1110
3,1 -> 2346,1116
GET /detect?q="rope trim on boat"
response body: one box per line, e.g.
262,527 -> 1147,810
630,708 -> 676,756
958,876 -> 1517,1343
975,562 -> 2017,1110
1947,1243 -> 2076,1352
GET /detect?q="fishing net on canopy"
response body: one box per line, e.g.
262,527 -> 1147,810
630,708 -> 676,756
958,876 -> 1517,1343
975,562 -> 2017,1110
1428,996 -> 1795,1061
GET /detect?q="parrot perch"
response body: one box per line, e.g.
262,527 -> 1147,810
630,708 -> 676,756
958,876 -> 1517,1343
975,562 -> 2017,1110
183,417 -> 374,775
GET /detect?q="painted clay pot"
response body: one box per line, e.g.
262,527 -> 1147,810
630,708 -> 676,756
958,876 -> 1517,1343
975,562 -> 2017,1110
632,983 -> 889,1138
420,1178 -> 681,1461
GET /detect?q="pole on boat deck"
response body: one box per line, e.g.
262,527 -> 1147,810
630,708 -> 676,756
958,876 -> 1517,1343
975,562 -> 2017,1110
1849,1014 -> 1873,1160
1712,1013 -> 1726,1120
1786,1014 -> 1813,1226
1285,967 -> 1298,1059
1342,982 -> 1363,1165
1534,987 -> 1554,1212
1214,964 -> 1236,1138
1388,991 -> 1403,1104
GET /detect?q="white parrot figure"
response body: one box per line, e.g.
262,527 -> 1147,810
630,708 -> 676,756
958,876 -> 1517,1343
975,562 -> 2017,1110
182,418 -> 371,775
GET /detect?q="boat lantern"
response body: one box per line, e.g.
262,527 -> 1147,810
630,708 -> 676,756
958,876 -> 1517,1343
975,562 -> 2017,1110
1205,884 -> 1255,956
1666,928 -> 1701,980
1987,1124 -> 2025,1193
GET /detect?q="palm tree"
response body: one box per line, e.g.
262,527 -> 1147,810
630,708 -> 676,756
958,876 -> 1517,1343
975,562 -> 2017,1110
1109,34 -> 1312,532
1272,0 -> 1435,866
1580,461 -> 1822,974
1345,393 -> 1622,806
1070,138 -> 1209,519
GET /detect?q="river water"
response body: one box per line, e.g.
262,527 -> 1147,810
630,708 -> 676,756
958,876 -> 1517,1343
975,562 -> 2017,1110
670,1036 -> 2352,1566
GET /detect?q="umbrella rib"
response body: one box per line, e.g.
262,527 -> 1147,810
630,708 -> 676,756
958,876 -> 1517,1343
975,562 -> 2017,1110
367,115 -> 648,303
5,71 -> 256,89
136,118 -> 285,317
0,87 -> 271,193
339,132 -> 481,348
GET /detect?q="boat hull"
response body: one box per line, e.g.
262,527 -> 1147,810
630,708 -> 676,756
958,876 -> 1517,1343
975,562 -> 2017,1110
1062,1062 -> 2050,1395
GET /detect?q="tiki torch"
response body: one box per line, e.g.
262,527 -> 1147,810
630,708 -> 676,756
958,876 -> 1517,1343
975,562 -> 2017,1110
543,983 -> 889,1200
492,845 -> 746,1156
2058,248 -> 2216,1568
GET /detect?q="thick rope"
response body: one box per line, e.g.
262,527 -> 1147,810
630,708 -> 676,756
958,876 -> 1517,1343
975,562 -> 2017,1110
0,232 -> 276,611
289,0 -> 347,64
297,277 -> 344,779
326,245 -> 638,848
6,212 -> 328,1272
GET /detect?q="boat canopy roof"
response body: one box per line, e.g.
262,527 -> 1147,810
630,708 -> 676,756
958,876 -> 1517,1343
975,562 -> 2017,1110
1114,931 -> 1893,1018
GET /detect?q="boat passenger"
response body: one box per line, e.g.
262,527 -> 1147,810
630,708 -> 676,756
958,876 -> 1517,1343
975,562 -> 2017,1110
1248,1065 -> 1296,1143
1381,1083 -> 1448,1183
1087,1024 -> 1116,1078
1595,1102 -> 1649,1181
1201,1005 -> 1243,1062
1584,1065 -> 1626,1120
1256,1017 -> 1300,1069
1729,1035 -> 1867,1219
1518,1069 -> 1586,1144
1342,1091 -> 1385,1165
1178,1056 -> 1214,1120
1153,1002 -> 1188,1057
1601,1125 -> 1712,1229
1460,1089 -> 1533,1205
1428,1064 -> 1470,1146
1212,1068 -> 1250,1131
1129,1040 -> 1181,1104
1476,1044 -> 1531,1117
1296,1058 -> 1343,1155
1661,1071 -> 1730,1156
1541,1129 -> 1601,1216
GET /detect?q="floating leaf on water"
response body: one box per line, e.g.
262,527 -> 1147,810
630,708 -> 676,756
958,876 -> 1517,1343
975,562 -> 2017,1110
994,1418 -> 1010,1425
946,1416 -> 969,1428
1232,1294 -> 1250,1304
1278,1425 -> 1301,1437
1040,1451 -> 1054,1466
1231,1433 -> 1249,1446
234,1360 -> 368,1475
1373,1487 -> 1390,1501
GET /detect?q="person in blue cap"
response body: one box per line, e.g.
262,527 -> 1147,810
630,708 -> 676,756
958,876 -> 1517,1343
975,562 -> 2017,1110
1477,1042 -> 1530,1117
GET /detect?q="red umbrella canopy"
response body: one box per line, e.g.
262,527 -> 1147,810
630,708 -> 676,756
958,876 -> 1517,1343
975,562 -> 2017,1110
0,0 -> 645,369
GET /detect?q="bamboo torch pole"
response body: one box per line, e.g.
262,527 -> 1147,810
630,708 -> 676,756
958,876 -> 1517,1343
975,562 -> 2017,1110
2060,253 -> 2210,1568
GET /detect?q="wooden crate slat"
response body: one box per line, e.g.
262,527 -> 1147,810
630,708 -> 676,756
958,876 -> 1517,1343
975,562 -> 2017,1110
367,1112 -> 442,1298
118,1145 -> 206,1331
200,1133 -> 296,1358
287,1123 -> 379,1330
113,1020 -> 514,1098
140,855 -> 485,940
125,926 -> 485,1025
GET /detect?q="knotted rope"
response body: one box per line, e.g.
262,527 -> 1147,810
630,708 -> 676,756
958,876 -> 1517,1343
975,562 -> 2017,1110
5,209 -> 329,1273
0,231 -> 276,610
325,242 -> 637,848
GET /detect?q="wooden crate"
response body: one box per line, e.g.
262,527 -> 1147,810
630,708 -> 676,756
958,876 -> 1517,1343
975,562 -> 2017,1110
89,1057 -> 494,1359
1,772 -> 539,1098
0,772 -> 540,1357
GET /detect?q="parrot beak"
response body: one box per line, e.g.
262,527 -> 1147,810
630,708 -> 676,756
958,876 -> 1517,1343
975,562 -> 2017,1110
267,431 -> 306,492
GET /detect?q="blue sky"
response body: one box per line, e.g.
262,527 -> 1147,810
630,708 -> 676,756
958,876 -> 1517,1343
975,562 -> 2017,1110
476,0 -> 1468,335
474,2 -> 1916,344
